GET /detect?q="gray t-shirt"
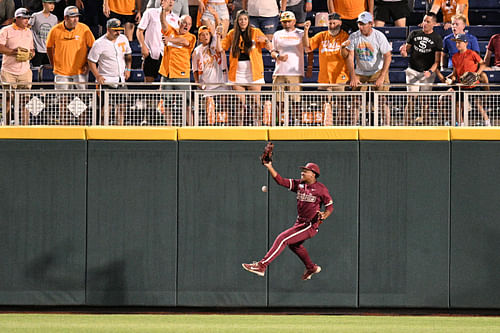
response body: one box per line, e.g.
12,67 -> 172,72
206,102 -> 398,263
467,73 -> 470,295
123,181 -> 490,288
347,28 -> 392,76
29,11 -> 58,53
146,0 -> 189,16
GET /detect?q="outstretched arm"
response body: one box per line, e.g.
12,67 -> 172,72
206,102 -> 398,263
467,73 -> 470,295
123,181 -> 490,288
263,162 -> 278,178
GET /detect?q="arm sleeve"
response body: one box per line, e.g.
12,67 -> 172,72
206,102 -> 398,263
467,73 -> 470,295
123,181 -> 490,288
221,30 -> 232,51
309,33 -> 320,51
322,190 -> 334,213
273,173 -> 297,191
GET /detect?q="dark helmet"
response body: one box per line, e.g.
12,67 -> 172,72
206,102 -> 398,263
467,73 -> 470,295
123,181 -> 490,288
300,162 -> 320,177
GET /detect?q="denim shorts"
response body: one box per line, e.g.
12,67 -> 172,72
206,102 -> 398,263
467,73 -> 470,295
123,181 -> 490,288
249,15 -> 279,35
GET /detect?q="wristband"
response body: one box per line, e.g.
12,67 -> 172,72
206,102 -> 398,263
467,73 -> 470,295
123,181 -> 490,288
428,69 -> 433,74
125,68 -> 131,72
306,0 -> 312,2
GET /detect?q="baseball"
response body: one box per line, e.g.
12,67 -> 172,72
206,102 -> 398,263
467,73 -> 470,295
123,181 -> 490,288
262,186 -> 267,192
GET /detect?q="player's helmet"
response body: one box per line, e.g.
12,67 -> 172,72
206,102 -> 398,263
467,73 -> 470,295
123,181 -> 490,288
300,162 -> 320,178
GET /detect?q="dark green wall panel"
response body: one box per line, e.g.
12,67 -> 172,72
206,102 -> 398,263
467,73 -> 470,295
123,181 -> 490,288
86,141 -> 177,306
267,141 -> 359,307
0,140 -> 87,305
359,141 -> 449,308
177,141 -> 268,307
450,141 -> 500,308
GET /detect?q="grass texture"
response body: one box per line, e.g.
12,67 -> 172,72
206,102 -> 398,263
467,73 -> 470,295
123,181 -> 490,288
1,313 -> 500,333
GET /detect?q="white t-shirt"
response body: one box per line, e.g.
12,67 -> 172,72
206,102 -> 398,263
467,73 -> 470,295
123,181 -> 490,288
192,40 -> 228,89
87,34 -> 132,84
272,28 -> 304,76
248,0 -> 279,17
347,28 -> 391,76
138,8 -> 179,60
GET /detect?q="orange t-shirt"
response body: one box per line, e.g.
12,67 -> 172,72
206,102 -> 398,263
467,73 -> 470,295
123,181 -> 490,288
309,30 -> 349,84
46,22 -> 95,76
434,0 -> 468,25
221,27 -> 267,82
108,0 -> 136,16
332,0 -> 366,20
452,49 -> 481,88
159,26 -> 196,79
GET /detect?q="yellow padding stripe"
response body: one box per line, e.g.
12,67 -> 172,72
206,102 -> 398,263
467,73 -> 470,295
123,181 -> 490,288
178,127 -> 268,140
0,126 -> 86,139
85,127 -> 177,140
269,127 -> 358,140
450,128 -> 500,140
359,127 -> 450,141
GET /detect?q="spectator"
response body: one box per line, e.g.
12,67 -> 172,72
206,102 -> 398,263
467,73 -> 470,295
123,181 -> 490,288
400,12 -> 442,125
229,0 -> 242,23
46,6 -> 94,124
29,0 -> 58,67
146,0 -> 189,16
103,0 -> 142,41
0,0 -> 15,26
447,33 -> 490,126
303,13 -> 350,125
374,0 -> 410,27
243,0 -> 284,41
137,0 -> 179,83
271,11 -> 305,125
192,25 -> 228,124
430,0 -> 468,31
484,33 -> 500,70
88,18 -> 132,126
158,10 -> 196,125
327,0 -> 374,33
284,0 -> 312,28
197,0 -> 229,37
346,11 -> 392,125
0,8 -> 34,125
442,14 -> 478,68
221,9 -> 271,126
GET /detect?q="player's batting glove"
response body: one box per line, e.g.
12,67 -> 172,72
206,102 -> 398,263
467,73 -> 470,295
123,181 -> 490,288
16,47 -> 31,62
260,142 -> 274,165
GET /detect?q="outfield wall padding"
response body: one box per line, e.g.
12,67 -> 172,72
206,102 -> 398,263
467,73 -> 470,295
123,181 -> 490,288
1,128 -> 500,309
0,140 -> 87,305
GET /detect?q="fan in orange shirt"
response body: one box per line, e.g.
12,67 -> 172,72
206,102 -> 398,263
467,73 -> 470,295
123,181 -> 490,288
430,0 -> 468,30
220,9 -> 271,126
103,0 -> 142,41
327,0 -> 374,33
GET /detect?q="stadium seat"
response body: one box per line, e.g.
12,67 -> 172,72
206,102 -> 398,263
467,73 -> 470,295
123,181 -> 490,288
469,10 -> 500,25
466,26 -> 500,40
389,70 -> 406,84
485,71 -> 500,84
132,54 -> 142,69
31,68 -> 39,82
129,40 -> 141,54
469,0 -> 500,9
390,55 -> 409,69
479,41 -> 489,56
40,65 -> 54,82
263,54 -> 275,70
303,71 -> 319,84
413,0 -> 426,10
391,40 -> 405,54
374,26 -> 407,40
129,69 -> 144,82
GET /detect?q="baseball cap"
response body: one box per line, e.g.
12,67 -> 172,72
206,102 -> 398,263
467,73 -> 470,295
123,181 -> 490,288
64,6 -> 81,17
300,162 -> 320,177
452,33 -> 468,43
14,8 -> 31,19
328,12 -> 342,21
107,18 -> 124,30
198,25 -> 210,34
42,0 -> 57,3
280,11 -> 296,22
357,11 -> 373,24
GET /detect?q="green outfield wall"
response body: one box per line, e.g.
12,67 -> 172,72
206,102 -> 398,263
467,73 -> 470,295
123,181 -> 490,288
1,127 -> 499,309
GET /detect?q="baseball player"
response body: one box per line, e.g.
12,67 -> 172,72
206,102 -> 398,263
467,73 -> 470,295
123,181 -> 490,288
242,161 -> 334,280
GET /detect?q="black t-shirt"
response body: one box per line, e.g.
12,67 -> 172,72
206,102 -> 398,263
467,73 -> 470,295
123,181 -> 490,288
406,29 -> 443,72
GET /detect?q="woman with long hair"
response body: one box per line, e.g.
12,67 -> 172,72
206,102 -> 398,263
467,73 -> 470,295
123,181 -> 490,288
220,9 -> 270,126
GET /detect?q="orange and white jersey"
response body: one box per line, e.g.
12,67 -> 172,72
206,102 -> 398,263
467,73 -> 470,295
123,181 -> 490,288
159,26 -> 196,79
192,41 -> 228,88
88,34 -> 132,83
434,0 -> 469,25
272,28 -> 304,76
309,30 -> 349,84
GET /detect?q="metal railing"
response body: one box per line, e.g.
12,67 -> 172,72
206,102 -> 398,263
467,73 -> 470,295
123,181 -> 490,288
2,82 -> 499,127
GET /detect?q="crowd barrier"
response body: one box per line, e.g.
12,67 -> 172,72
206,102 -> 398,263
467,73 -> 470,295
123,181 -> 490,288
1,82 -> 499,127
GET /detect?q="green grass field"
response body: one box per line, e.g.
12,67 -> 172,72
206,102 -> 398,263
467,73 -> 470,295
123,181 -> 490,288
1,314 -> 500,333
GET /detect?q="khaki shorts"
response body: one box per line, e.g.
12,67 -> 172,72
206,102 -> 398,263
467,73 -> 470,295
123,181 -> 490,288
405,67 -> 435,92
1,69 -> 32,89
273,75 -> 302,102
354,70 -> 390,91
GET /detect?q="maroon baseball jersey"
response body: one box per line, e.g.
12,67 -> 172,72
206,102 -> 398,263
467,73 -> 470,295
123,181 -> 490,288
274,173 -> 334,220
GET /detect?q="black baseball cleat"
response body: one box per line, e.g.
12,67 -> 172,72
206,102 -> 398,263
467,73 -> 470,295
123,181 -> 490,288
302,265 -> 321,280
242,261 -> 266,277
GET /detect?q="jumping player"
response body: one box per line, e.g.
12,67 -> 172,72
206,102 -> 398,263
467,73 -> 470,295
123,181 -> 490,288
242,161 -> 334,280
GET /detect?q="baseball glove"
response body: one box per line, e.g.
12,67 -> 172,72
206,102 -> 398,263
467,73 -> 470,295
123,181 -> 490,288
260,142 -> 274,165
16,47 -> 31,62
460,71 -> 479,86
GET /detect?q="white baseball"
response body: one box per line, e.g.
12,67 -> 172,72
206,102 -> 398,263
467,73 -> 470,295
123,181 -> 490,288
262,186 -> 267,192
